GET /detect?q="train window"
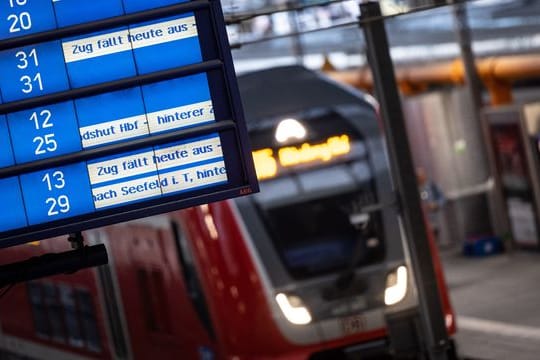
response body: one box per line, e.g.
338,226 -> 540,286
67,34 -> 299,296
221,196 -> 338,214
43,283 -> 66,343
171,221 -> 216,340
27,282 -> 50,338
256,190 -> 385,280
135,268 -> 172,334
58,285 -> 84,348
75,289 -> 102,352
246,108 -> 385,280
27,282 -> 103,353
151,270 -> 172,334
136,269 -> 158,332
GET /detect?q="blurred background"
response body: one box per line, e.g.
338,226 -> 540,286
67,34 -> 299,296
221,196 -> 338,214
2,1 -> 540,359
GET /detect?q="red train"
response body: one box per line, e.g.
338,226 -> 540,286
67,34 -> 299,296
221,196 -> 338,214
0,66 -> 456,359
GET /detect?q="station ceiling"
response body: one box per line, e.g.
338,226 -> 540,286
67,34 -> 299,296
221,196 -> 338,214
223,0 -> 540,68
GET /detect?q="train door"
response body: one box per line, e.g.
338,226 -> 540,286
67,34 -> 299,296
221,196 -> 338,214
103,217 -> 216,359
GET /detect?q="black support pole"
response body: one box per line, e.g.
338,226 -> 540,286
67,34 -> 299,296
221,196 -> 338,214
0,245 -> 108,288
359,2 -> 450,359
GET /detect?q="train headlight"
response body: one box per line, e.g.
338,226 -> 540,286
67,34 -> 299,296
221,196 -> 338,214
275,118 -> 307,143
276,293 -> 312,325
384,266 -> 408,306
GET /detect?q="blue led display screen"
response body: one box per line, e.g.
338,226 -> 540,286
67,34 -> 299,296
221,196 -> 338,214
0,116 -> 14,167
0,0 -> 57,40
123,0 -> 189,14
0,72 -> 223,232
8,102 -> 82,164
0,0 -> 190,40
0,13 -> 202,94
7,132 -> 226,227
0,0 -> 258,247
0,176 -> 27,232
53,0 -> 125,28
1,71 -> 214,165
0,41 -> 70,102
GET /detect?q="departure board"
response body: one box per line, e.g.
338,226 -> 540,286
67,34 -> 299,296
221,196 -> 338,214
0,0 -> 258,248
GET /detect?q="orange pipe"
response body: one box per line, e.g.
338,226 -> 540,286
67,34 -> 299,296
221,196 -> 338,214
325,54 -> 540,105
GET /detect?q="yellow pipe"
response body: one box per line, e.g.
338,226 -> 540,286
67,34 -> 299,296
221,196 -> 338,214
325,54 -> 540,106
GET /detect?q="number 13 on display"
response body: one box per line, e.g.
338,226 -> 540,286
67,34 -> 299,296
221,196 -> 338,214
42,170 -> 71,216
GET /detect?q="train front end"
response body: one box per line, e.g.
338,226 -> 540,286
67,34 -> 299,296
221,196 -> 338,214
229,66 -> 432,358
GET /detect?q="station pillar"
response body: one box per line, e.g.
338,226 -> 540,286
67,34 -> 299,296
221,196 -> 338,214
359,1 -> 450,359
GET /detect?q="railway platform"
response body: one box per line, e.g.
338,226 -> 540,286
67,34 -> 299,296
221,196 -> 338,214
442,248 -> 540,360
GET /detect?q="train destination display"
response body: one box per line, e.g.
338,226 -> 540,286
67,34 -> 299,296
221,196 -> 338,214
0,0 -> 258,248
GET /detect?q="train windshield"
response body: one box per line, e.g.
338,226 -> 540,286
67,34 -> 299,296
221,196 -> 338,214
247,110 -> 385,280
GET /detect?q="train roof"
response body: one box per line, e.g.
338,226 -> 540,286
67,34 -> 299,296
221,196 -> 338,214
237,65 -> 374,127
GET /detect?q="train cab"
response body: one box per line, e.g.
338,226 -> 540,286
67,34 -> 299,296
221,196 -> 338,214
236,65 -> 424,357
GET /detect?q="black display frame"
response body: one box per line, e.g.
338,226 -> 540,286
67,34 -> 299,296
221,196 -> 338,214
0,0 -> 258,249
